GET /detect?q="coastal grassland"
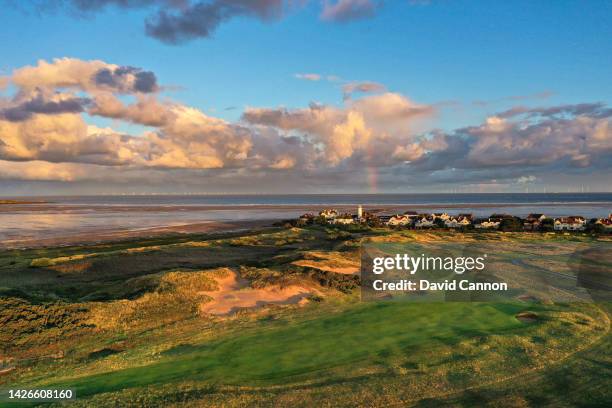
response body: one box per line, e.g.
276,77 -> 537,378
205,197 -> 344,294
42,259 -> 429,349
6,300 -> 610,408
0,226 -> 610,407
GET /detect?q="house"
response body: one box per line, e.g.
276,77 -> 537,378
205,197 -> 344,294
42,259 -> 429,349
298,213 -> 315,225
458,213 -> 474,221
319,209 -> 338,220
415,215 -> 435,228
403,211 -> 419,218
332,214 -> 355,225
554,216 -> 586,231
432,212 -> 451,221
527,213 -> 546,221
377,215 -> 393,224
595,217 -> 612,229
445,215 -> 472,228
524,213 -> 546,231
475,218 -> 501,229
387,214 -> 412,227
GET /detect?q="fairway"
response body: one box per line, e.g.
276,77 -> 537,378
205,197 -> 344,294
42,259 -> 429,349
49,302 -> 529,397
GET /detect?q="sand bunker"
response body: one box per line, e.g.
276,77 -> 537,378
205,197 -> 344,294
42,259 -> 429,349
516,311 -> 539,323
199,269 -> 317,316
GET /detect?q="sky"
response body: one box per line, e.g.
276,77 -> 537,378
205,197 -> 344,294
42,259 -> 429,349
0,0 -> 611,195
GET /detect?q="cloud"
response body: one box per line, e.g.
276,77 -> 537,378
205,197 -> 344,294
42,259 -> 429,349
497,103 -> 610,119
145,0 -> 285,44
0,159 -> 86,181
89,93 -> 173,127
93,66 -> 158,93
243,92 -> 434,165
11,58 -> 158,94
17,1 -> 437,46
472,91 -> 553,107
1,58 -> 610,192
342,81 -> 386,100
320,0 -> 379,22
407,106 -> 612,175
295,73 -> 322,81
0,91 -> 90,122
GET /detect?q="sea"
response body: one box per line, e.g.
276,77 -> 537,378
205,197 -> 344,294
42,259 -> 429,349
1,193 -> 611,245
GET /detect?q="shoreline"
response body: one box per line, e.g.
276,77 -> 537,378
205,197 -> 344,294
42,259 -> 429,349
1,202 -> 611,213
0,219 -> 275,250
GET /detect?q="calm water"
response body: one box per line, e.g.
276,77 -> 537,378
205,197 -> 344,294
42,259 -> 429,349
1,194 -> 611,244
6,193 -> 612,206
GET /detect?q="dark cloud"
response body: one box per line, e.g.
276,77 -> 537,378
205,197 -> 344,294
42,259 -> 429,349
497,103 -> 610,119
472,91 -> 553,107
342,81 -> 386,100
145,0 -> 284,44
0,94 -> 90,122
22,0 -> 408,45
93,66 -> 158,92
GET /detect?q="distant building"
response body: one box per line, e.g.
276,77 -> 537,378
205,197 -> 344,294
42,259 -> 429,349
403,211 -> 419,218
415,215 -> 435,228
357,205 -> 363,219
388,214 -> 412,226
475,218 -> 501,229
319,209 -> 339,220
332,214 -> 356,225
457,213 -> 474,221
554,216 -> 586,231
377,215 -> 393,224
445,215 -> 472,228
527,214 -> 546,221
432,212 -> 451,221
298,213 -> 315,224
595,217 -> 612,229
524,213 -> 546,231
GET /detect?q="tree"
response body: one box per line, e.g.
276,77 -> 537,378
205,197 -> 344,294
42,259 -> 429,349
499,217 -> 523,232
540,218 -> 554,232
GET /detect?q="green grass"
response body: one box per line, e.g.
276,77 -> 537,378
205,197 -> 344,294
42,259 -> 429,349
42,302 -> 529,398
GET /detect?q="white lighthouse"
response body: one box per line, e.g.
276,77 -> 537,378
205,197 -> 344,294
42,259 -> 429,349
357,204 -> 363,219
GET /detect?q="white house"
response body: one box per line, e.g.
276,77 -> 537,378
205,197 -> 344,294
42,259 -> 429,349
475,219 -> 501,229
595,217 -> 612,229
319,209 -> 339,220
445,215 -> 472,228
432,212 -> 451,221
387,214 -> 412,227
554,216 -> 586,231
415,215 -> 435,228
332,214 -> 355,225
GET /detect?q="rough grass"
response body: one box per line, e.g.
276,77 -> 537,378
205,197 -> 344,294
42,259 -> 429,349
0,227 -> 610,407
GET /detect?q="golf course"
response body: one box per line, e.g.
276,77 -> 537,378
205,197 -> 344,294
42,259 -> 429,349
1,225 -> 610,407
